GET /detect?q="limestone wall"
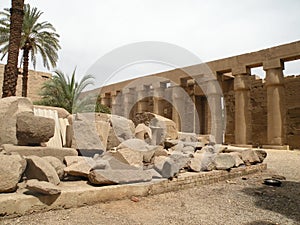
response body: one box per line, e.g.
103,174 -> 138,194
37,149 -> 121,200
285,75 -> 300,149
250,77 -> 267,146
0,64 -> 51,102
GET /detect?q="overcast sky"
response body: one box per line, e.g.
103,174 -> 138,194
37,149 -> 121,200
1,0 -> 300,86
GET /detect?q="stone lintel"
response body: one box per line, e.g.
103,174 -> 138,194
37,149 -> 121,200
231,67 -> 251,76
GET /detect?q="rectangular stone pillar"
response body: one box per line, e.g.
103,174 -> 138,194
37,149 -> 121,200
263,60 -> 286,146
152,83 -> 165,116
234,74 -> 252,145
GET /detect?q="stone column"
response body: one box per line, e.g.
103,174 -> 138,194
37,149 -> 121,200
136,87 -> 148,113
206,79 -> 223,144
111,91 -> 122,116
263,60 -> 285,146
171,85 -> 184,131
233,72 -> 251,145
122,88 -> 134,118
152,82 -> 165,116
100,94 -> 110,107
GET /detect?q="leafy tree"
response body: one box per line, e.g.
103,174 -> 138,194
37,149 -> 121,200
36,69 -> 99,114
1,0 -> 24,97
0,4 -> 60,97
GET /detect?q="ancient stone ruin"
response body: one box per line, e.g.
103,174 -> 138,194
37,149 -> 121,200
0,96 -> 267,196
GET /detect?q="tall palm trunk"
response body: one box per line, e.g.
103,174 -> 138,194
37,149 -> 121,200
2,0 -> 24,97
22,44 -> 30,97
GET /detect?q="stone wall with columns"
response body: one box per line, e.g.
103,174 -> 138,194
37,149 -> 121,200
93,40 -> 300,149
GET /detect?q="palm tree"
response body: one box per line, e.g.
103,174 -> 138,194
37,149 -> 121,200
1,0 -> 24,97
37,69 -> 95,114
0,4 -> 60,97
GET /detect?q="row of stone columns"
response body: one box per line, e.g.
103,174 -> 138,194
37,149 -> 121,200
233,59 -> 285,147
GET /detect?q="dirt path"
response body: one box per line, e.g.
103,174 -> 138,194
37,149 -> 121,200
1,150 -> 300,225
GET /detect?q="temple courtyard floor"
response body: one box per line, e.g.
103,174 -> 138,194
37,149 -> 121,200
1,149 -> 300,225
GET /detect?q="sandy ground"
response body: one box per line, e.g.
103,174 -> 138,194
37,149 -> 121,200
1,149 -> 300,225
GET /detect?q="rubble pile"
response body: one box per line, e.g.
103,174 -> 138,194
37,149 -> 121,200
0,97 -> 267,196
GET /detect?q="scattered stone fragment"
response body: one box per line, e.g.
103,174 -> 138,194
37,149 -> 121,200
43,156 -> 66,180
182,146 -> 195,154
0,154 -> 27,193
188,152 -> 203,172
113,148 -> 143,168
227,152 -> 244,167
26,179 -> 61,195
178,132 -> 198,142
240,149 -> 260,165
159,153 -> 190,178
64,156 -> 97,178
254,149 -> 267,162
25,155 -> 60,185
213,153 -> 236,170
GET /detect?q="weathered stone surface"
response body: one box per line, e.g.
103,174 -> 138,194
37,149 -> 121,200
25,156 -> 60,185
113,148 -> 143,168
188,152 -> 203,172
178,132 -> 198,142
64,156 -> 97,177
153,146 -> 168,157
117,139 -> 158,163
213,154 -> 236,170
0,154 -> 26,193
147,168 -> 163,179
72,118 -> 104,151
157,153 -> 190,178
107,115 -> 135,149
240,149 -> 260,165
133,112 -> 178,141
16,112 -> 55,146
135,123 -> 152,140
255,149 -> 267,162
182,146 -> 195,154
98,153 -> 139,170
0,97 -> 33,146
26,179 -> 61,195
201,152 -> 216,171
33,105 -> 70,119
164,139 -> 179,149
88,169 -> 152,185
43,156 -> 66,180
2,144 -> 78,162
153,156 -> 168,172
228,152 -> 244,167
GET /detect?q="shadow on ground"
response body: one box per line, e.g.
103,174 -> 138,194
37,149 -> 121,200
242,180 -> 300,223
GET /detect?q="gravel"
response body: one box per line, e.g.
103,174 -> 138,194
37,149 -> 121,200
1,149 -> 300,225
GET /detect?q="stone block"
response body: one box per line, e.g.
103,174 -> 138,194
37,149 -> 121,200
2,144 -> 78,162
0,154 -> 26,193
16,112 -> 55,145
88,169 -> 152,185
25,156 -> 60,185
0,97 -> 33,146
26,179 -> 61,195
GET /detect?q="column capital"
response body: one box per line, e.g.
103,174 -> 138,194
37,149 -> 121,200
234,74 -> 251,91
263,59 -> 284,70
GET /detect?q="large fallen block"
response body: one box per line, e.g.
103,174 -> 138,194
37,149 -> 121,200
2,144 -> 78,162
16,112 -> 55,146
88,169 -> 152,185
